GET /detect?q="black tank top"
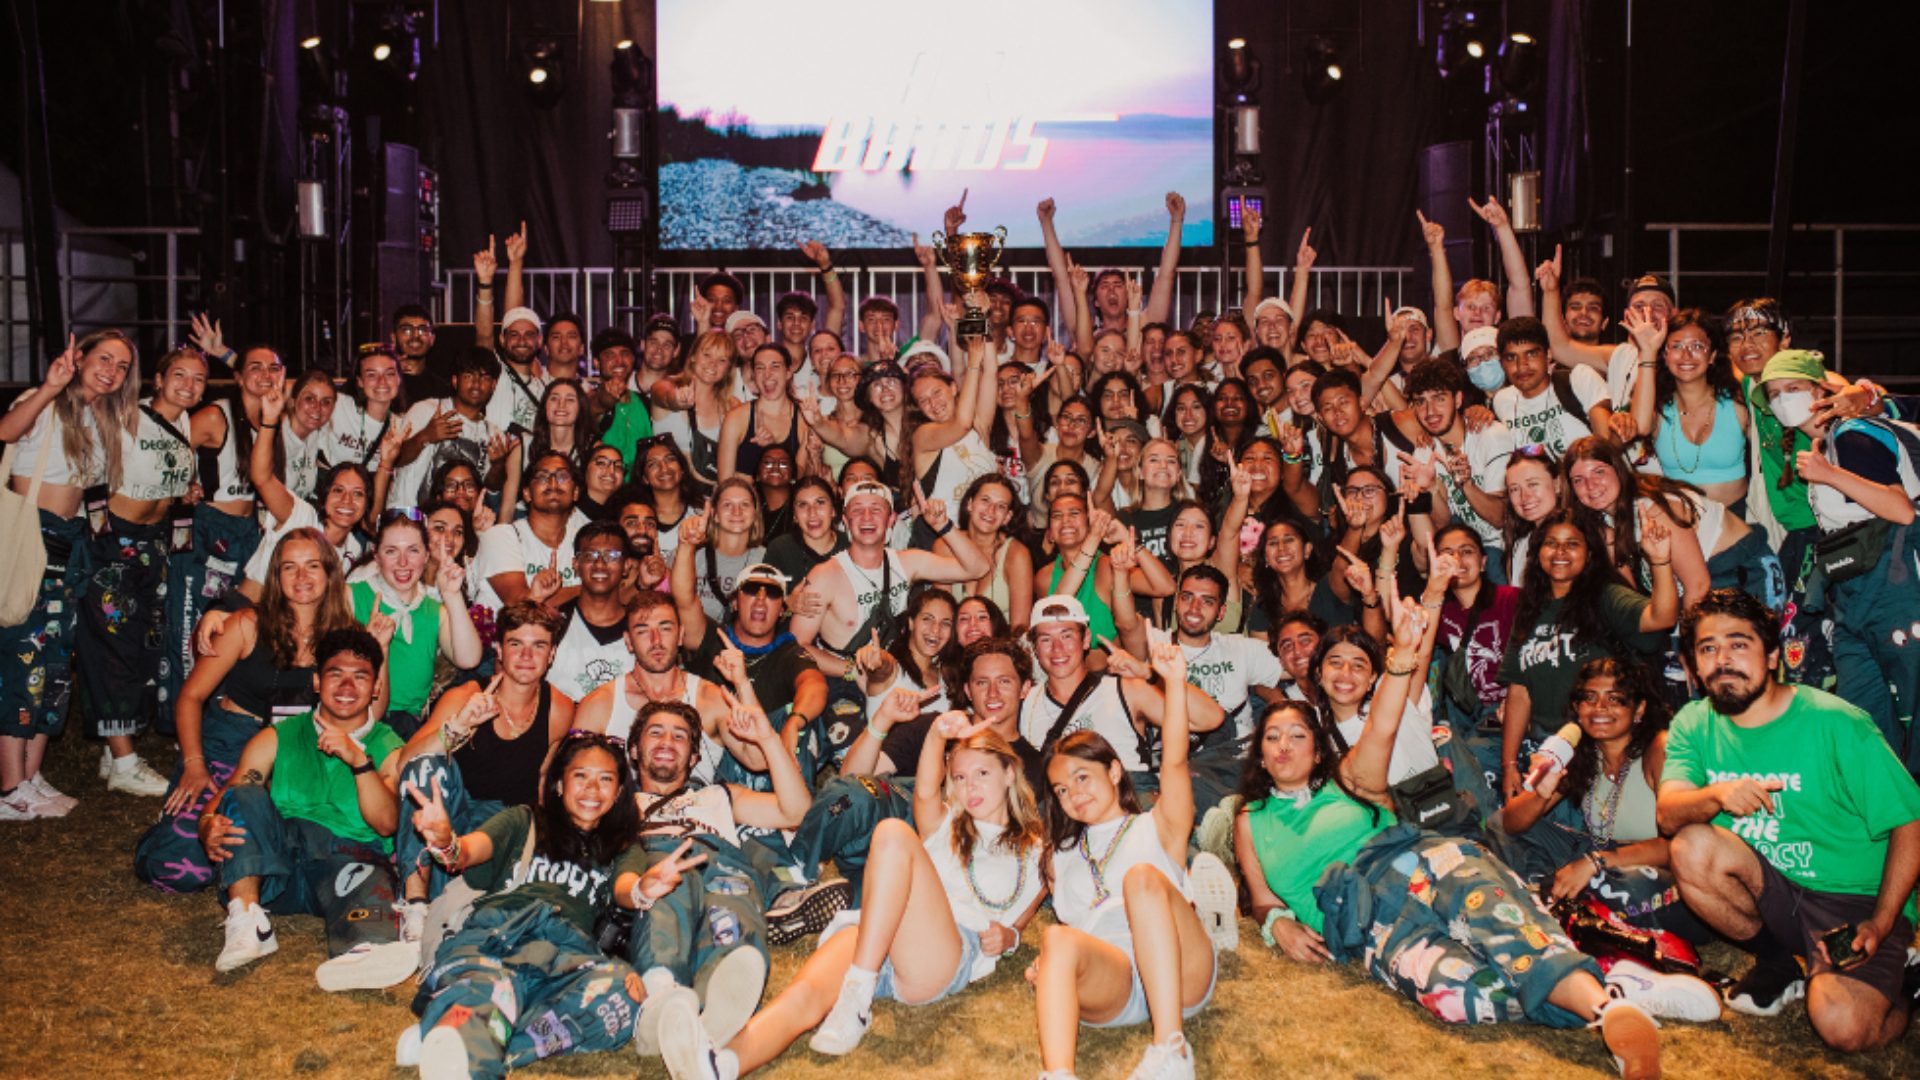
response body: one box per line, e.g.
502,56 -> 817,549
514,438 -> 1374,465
222,623 -> 317,719
733,398 -> 800,479
455,683 -> 552,806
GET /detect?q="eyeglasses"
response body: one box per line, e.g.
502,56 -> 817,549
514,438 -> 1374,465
1664,340 -> 1711,357
591,456 -> 625,470
1057,414 -> 1092,429
577,549 -> 626,565
439,479 -> 479,494
1342,485 -> 1385,499
396,325 -> 432,338
739,581 -> 786,599
531,469 -> 574,486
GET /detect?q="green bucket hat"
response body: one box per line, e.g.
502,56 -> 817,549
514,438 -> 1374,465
1750,349 -> 1828,413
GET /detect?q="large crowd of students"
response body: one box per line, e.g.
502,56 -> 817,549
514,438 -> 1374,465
3,195 -> 1917,1080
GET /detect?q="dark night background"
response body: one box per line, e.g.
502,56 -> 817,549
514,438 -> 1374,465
3,0 -> 1917,373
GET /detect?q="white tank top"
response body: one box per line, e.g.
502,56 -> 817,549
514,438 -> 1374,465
864,663 -> 948,723
1049,810 -> 1190,950
117,402 -> 194,501
1019,675 -> 1148,772
6,394 -> 105,488
547,606 -> 635,703
282,423 -> 324,501
210,400 -> 256,503
829,548 -> 910,653
921,429 -> 999,511
636,785 -> 740,848
604,673 -> 723,783
926,812 -> 1045,939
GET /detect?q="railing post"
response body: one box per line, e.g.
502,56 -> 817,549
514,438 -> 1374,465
166,230 -> 179,346
1833,227 -> 1844,371
1667,227 -> 1680,303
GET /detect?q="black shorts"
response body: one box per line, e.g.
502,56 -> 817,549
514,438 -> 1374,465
1750,841 -> 1913,1002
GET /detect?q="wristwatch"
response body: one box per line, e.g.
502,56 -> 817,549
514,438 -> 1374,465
350,759 -> 377,775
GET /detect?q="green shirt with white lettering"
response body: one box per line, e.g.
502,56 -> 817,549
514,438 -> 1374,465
1662,686 -> 1920,896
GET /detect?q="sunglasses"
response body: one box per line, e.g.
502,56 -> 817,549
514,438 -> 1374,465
381,507 -> 426,525
739,581 -> 786,599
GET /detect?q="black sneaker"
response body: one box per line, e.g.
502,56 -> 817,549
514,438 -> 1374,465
1724,951 -> 1807,1017
765,879 -> 853,945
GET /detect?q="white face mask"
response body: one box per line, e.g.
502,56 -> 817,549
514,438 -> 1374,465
1771,390 -> 1815,429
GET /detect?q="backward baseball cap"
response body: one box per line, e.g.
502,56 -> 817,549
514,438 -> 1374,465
844,479 -> 895,509
1029,596 -> 1091,629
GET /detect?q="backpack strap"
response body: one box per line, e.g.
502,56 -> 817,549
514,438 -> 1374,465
1550,369 -> 1589,430
1039,670 -> 1109,752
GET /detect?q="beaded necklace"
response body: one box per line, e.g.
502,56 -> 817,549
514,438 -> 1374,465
1582,751 -> 1634,850
963,839 -> 1029,915
1079,814 -> 1139,906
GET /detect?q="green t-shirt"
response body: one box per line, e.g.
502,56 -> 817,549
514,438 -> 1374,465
1662,686 -> 1920,896
1497,585 -> 1664,735
600,395 -> 655,482
1744,374 -> 1818,532
469,805 -> 652,936
351,580 -> 442,717
269,712 -> 405,853
1244,782 -> 1391,935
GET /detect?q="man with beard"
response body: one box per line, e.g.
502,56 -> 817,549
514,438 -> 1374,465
1114,563 -> 1281,809
1562,279 -> 1611,346
1019,595 -> 1223,793
471,450 -> 591,612
547,522 -> 641,701
484,306 -> 550,434
1398,360 -> 1515,582
1659,588 -> 1920,1048
614,496 -> 670,598
391,303 -> 451,403
619,697 -> 819,1061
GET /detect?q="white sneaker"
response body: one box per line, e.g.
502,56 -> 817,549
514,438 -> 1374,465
107,754 -> 171,797
394,1024 -> 423,1067
1195,801 -> 1238,880
807,979 -> 875,1055
99,745 -> 114,780
699,947 -> 767,1049
662,994 -> 739,1080
1126,1033 -> 1195,1080
215,898 -> 278,972
24,774 -> 76,816
316,940 -> 420,992
1606,958 -> 1722,1022
418,1024 -> 470,1080
633,985 -> 698,1058
1188,852 -> 1240,953
1595,997 -> 1662,1080
0,789 -> 41,822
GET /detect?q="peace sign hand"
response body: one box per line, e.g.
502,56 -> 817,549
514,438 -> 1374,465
636,839 -> 710,904
405,775 -> 457,848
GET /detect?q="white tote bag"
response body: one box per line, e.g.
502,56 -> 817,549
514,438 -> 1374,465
0,436 -> 53,627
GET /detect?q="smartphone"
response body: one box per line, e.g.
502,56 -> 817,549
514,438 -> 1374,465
1821,924 -> 1867,969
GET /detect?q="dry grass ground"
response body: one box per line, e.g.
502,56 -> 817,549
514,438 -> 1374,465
3,730 -> 1915,1080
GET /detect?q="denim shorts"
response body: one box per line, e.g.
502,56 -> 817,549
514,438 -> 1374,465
1085,946 -> 1218,1029
821,913 -> 984,1006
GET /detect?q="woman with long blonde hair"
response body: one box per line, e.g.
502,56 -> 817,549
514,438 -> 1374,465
0,330 -> 139,820
661,638 -> 1048,1078
133,527 -> 377,889
650,329 -> 739,486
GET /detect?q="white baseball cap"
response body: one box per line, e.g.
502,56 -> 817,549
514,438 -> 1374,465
1029,596 -> 1091,629
499,306 -> 543,333
1391,306 -> 1431,329
725,310 -> 766,332
1461,326 -> 1501,360
1253,297 -> 1295,323
843,479 -> 895,509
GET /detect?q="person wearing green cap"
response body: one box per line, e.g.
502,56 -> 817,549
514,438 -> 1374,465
1759,350 -> 1920,771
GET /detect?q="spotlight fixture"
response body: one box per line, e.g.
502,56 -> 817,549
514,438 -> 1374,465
301,36 -> 322,49
1433,2 -> 1498,79
1219,37 -> 1262,104
521,38 -> 566,107
616,39 -> 633,50
366,11 -> 421,81
1496,31 -> 1540,97
1303,35 -> 1344,103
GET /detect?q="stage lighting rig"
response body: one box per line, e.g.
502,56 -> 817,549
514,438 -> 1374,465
1303,35 -> 1344,103
521,38 -> 566,107
366,9 -> 421,81
1431,1 -> 1498,79
1221,38 -> 1263,104
1496,32 -> 1539,97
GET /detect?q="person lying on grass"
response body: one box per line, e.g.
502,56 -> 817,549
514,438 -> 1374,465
1027,639 -> 1238,1080
1231,560 -> 1720,1080
658,642 -> 1049,1080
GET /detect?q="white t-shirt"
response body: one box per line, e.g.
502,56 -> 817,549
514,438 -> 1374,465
325,397 -> 392,471
548,604 -> 634,702
6,394 -> 104,488
282,423 -> 325,501
1604,342 -> 1641,414
118,403 -> 194,501
1332,685 -> 1442,786
1147,627 -> 1283,739
244,498 -> 366,584
1492,364 -> 1609,458
470,511 -> 592,612
485,363 -> 548,434
389,399 -> 497,511
1433,421 -> 1517,547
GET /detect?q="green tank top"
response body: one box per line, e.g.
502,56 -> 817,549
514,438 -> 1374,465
271,711 -> 403,852
1047,552 -> 1118,644
351,580 -> 442,717
1245,781 -> 1391,934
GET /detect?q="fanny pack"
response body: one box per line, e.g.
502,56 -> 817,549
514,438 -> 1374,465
1389,762 -> 1464,829
1814,517 -> 1890,586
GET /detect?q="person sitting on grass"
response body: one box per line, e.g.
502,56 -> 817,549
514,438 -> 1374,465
197,627 -> 417,992
398,731 -> 662,1079
658,690 -> 1048,1080
1231,568 -> 1720,1080
1028,639 -> 1236,1080
1659,588 -> 1920,1048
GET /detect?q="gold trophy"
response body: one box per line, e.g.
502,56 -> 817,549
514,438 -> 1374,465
931,225 -> 1007,341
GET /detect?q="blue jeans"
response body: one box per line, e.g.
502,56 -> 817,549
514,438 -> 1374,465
160,505 -> 262,732
134,700 -> 267,892
0,511 -> 90,737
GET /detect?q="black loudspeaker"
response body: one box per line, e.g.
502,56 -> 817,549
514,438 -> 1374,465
421,322 -> 476,383
382,143 -> 420,246
1417,141 -> 1479,306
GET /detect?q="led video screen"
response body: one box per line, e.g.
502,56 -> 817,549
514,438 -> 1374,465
655,0 -> 1215,251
